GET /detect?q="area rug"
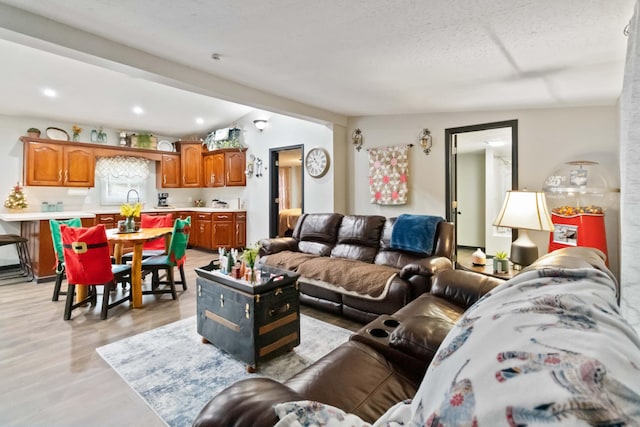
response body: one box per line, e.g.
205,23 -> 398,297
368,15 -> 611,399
97,314 -> 352,427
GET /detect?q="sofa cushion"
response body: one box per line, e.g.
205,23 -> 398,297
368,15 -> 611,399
297,213 -> 343,256
430,269 -> 503,310
330,215 -> 385,263
388,315 -> 454,363
262,251 -> 318,271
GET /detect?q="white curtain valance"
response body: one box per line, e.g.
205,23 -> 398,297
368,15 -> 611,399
95,156 -> 150,180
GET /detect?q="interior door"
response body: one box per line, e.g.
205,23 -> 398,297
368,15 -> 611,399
445,120 -> 518,262
269,145 -> 304,238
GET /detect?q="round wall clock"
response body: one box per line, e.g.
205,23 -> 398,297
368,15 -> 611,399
305,147 -> 330,178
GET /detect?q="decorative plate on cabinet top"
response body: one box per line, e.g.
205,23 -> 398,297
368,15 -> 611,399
157,140 -> 175,152
46,127 -> 70,141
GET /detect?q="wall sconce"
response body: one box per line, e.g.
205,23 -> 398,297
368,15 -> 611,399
352,128 -> 363,151
419,128 -> 432,155
244,154 -> 255,178
253,119 -> 268,132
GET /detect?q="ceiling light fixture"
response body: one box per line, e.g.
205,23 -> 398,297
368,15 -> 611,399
253,119 -> 268,131
487,140 -> 506,147
132,106 -> 144,115
195,117 -> 204,125
42,88 -> 57,98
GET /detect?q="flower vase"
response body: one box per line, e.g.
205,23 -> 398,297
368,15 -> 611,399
125,216 -> 135,232
73,133 -> 79,142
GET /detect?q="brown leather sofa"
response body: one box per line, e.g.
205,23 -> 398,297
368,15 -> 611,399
258,213 -> 455,323
192,266 -> 502,427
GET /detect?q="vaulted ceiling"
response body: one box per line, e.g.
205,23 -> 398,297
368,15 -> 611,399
0,0 -> 634,137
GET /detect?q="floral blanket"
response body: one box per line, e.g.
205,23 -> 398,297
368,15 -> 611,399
274,266 -> 640,426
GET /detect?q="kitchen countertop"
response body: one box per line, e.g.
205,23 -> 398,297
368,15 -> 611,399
0,207 -> 245,222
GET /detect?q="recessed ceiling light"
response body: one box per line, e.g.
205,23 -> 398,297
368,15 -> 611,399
132,106 -> 144,115
42,88 -> 57,98
211,53 -> 221,61
195,117 -> 204,125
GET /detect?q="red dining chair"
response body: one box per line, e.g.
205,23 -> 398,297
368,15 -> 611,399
121,213 -> 173,263
60,224 -> 131,320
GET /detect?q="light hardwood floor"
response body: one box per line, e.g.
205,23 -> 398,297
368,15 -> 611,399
0,249 -> 361,427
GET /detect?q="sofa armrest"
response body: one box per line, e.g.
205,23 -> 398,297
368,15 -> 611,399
430,269 -> 503,309
398,256 -> 453,280
192,378 -> 304,427
258,237 -> 299,256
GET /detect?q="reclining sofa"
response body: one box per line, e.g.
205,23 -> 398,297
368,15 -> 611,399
258,213 -> 455,323
193,247 -> 637,427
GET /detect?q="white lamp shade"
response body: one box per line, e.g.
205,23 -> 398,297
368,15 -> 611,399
493,191 -> 554,232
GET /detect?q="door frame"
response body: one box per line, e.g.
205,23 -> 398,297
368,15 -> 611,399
269,144 -> 305,238
445,119 -> 518,261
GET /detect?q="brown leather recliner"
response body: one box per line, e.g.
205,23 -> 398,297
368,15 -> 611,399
192,268 -> 503,427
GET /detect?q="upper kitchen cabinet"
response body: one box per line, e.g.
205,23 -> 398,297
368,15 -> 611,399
156,154 -> 180,188
225,150 -> 247,186
177,141 -> 202,187
202,148 -> 247,187
202,152 -> 225,187
24,141 -> 94,187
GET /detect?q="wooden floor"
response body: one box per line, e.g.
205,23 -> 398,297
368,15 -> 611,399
0,249 -> 362,427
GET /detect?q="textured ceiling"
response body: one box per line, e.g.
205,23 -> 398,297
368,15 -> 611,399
0,0 -> 634,136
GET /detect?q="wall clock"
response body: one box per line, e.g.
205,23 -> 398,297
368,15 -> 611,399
305,147 -> 330,178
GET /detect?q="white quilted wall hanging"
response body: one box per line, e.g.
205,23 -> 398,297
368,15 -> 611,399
368,145 -> 409,205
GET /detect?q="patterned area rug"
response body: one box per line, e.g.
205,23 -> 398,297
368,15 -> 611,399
97,314 -> 351,427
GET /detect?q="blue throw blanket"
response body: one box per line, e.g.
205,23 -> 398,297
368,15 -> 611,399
390,214 -> 444,255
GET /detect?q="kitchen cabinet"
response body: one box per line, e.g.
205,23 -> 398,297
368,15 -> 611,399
234,212 -> 246,248
156,154 -> 180,188
202,148 -> 246,187
24,141 -> 94,187
21,217 -> 94,282
212,212 -> 234,249
225,150 -> 247,186
194,212 -> 212,249
202,152 -> 224,187
178,141 -> 202,187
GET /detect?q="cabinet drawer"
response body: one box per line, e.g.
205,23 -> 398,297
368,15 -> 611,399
213,212 -> 233,221
196,213 -> 212,221
235,212 -> 246,221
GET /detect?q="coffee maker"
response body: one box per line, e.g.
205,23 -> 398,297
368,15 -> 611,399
157,192 -> 169,207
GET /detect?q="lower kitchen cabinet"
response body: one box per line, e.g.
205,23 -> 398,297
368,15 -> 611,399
234,212 -> 246,248
212,212 -> 234,249
194,212 -> 212,249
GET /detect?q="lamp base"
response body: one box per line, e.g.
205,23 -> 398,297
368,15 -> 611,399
510,229 -> 539,268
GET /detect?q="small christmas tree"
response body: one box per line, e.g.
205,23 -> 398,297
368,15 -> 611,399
4,182 -> 28,210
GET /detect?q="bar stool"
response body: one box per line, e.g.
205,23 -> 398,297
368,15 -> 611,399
0,234 -> 34,283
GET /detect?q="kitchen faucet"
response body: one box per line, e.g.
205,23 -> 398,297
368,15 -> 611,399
126,189 -> 140,205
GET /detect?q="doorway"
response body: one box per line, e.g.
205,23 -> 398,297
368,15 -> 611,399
269,145 -> 304,238
445,120 -> 518,263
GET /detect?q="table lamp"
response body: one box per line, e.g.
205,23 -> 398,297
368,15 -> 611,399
493,190 -> 554,268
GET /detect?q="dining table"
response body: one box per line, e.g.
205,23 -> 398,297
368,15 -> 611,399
108,226 -> 174,308
75,227 -> 174,308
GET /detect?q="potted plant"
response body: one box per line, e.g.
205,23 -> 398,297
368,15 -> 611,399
27,128 -> 41,138
135,132 -> 153,149
493,251 -> 509,274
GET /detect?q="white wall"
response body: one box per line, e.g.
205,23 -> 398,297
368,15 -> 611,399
348,106 -> 620,278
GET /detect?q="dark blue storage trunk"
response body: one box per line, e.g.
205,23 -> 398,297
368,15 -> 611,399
195,264 -> 300,371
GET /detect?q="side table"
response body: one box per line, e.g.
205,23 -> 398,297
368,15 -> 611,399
457,259 -> 516,280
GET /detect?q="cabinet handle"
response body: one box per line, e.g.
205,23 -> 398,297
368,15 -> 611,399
210,173 -> 214,184
183,175 -> 186,183
163,174 -> 166,185
227,172 -> 230,182
218,215 -> 229,219
64,170 -> 68,183
58,169 -> 62,182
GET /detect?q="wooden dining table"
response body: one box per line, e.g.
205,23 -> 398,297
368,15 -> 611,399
75,227 -> 174,308
107,227 -> 174,308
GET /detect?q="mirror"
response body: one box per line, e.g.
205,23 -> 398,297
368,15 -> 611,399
445,120 -> 518,263
269,145 -> 304,237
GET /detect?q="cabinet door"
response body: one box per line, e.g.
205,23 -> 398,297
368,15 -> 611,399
234,212 -> 246,248
225,151 -> 246,186
195,212 -> 212,249
202,153 -> 225,187
157,154 -> 180,188
63,146 -> 95,187
180,143 -> 202,187
25,142 -> 64,186
212,213 -> 234,248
